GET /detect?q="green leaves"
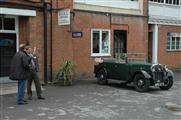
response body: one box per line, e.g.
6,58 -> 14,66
56,60 -> 76,86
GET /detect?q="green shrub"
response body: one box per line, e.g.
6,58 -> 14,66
56,60 -> 75,86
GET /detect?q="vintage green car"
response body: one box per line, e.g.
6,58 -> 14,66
94,54 -> 174,92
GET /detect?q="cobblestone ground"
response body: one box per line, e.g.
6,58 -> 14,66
0,71 -> 181,120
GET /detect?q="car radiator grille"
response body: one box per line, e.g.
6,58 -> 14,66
153,72 -> 163,83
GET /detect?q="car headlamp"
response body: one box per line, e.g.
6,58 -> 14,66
151,64 -> 157,72
164,65 -> 168,71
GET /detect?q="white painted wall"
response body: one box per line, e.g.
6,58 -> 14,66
0,8 -> 36,16
149,2 -> 181,21
74,0 -> 140,9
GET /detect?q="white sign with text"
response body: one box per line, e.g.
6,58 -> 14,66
58,9 -> 70,26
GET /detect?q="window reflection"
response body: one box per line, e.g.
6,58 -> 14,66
93,31 -> 100,53
101,31 -> 109,53
4,18 -> 15,30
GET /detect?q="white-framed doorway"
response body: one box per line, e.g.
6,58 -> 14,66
0,15 -> 19,83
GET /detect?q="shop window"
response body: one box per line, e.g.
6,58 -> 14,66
4,18 -> 15,30
0,17 -> 2,30
167,32 -> 181,51
91,29 -> 110,56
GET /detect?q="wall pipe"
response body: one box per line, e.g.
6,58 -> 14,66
42,0 -> 48,84
50,0 -> 53,82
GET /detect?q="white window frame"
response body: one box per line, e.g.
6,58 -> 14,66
149,0 -> 181,5
167,32 -> 181,51
91,29 -> 111,56
0,15 -> 19,52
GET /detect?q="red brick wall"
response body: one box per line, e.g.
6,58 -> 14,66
51,11 -> 148,79
1,0 -> 153,81
72,12 -> 111,79
143,0 -> 148,17
19,17 -> 29,44
51,13 -> 74,81
19,12 -> 45,81
111,15 -> 148,56
158,25 -> 181,69
52,0 -> 73,9
27,12 -> 45,81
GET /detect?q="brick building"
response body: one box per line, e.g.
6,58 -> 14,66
148,0 -> 181,69
0,0 -> 180,83
0,0 -> 48,83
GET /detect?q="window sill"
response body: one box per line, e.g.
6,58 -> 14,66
91,54 -> 111,57
166,50 -> 181,52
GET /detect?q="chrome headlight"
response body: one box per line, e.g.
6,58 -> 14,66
164,65 -> 168,71
151,64 -> 157,72
151,64 -> 164,72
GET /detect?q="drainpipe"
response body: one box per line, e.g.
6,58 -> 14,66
50,0 -> 53,82
42,0 -> 48,84
152,24 -> 158,64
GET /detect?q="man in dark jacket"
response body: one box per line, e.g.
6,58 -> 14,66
10,44 -> 30,105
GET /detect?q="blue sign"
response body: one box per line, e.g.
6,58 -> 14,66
72,32 -> 83,38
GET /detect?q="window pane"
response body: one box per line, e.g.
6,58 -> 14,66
0,17 -> 2,30
171,37 -> 176,49
176,37 -> 180,49
101,31 -> 109,54
93,31 -> 100,53
168,0 -> 172,4
167,33 -> 171,50
167,32 -> 181,50
173,0 -> 179,4
4,18 -> 15,30
158,0 -> 164,3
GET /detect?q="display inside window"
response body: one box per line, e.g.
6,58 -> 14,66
92,29 -> 110,56
101,31 -> 109,53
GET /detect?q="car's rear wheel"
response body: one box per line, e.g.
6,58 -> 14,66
97,69 -> 107,85
134,74 -> 150,92
159,77 -> 173,90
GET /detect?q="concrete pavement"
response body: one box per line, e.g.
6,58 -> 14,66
0,71 -> 181,120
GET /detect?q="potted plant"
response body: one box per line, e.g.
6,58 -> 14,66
56,60 -> 76,86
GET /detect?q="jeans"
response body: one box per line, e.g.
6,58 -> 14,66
17,80 -> 26,103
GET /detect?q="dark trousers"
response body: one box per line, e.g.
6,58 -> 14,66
27,71 -> 42,98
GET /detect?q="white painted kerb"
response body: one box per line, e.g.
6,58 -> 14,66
0,8 -> 36,16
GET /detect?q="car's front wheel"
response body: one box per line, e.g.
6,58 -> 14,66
97,69 -> 108,85
159,77 -> 173,90
134,74 -> 150,92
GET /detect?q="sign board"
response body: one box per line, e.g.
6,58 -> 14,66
58,9 -> 70,26
72,32 -> 83,38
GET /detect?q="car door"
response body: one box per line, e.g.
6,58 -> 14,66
114,63 -> 129,81
104,62 -> 119,79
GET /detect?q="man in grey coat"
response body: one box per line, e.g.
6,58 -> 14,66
10,44 -> 30,105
